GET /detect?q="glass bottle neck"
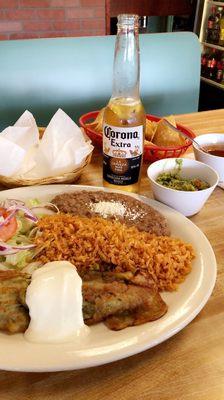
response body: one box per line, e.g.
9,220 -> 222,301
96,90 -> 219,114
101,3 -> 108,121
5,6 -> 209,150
111,24 -> 140,100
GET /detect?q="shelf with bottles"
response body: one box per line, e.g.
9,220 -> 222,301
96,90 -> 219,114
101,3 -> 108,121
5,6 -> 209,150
202,41 -> 224,51
201,76 -> 224,89
199,2 -> 224,47
199,1 -> 224,88
207,1 -> 224,7
201,47 -> 224,86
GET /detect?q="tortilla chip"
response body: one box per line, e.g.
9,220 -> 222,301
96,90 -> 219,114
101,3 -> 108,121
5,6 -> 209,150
86,110 -> 185,148
144,139 -> 158,147
86,107 -> 105,133
152,115 -> 185,147
145,119 -> 157,141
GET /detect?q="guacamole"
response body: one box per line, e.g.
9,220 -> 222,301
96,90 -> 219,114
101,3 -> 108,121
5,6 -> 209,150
156,159 -> 210,191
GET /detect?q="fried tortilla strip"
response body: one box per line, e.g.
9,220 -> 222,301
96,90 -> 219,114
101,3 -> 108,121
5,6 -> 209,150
145,119 -> 157,142
152,115 -> 185,147
105,294 -> 166,330
0,269 -> 167,333
0,271 -> 30,334
85,107 -> 105,133
82,271 -> 167,330
78,263 -> 157,289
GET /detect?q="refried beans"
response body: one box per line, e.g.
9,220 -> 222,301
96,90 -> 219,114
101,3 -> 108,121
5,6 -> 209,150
52,191 -> 170,236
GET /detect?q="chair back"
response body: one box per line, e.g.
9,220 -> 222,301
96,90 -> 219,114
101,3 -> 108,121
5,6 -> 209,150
0,32 -> 200,129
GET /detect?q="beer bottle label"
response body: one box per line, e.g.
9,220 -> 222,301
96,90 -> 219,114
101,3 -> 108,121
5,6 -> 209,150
103,124 -> 143,186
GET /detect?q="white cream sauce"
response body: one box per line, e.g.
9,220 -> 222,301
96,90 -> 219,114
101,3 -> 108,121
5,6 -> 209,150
24,261 -> 89,343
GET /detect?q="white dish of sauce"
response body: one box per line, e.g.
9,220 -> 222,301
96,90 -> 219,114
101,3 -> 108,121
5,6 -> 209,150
193,133 -> 224,183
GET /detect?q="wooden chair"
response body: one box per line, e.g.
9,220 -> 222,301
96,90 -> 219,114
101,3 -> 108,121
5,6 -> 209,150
0,32 -> 200,130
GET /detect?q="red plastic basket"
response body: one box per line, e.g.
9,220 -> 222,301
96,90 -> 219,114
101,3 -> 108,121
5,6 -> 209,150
79,111 -> 195,163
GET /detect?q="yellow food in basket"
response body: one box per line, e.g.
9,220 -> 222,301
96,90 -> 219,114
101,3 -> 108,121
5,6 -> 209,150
86,109 -> 185,147
153,116 -> 185,147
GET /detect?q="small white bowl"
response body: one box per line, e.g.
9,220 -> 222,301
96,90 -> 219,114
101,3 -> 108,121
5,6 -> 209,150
147,158 -> 219,217
193,133 -> 224,182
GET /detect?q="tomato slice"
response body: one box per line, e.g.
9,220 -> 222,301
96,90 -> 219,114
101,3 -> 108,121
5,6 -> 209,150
0,207 -> 18,242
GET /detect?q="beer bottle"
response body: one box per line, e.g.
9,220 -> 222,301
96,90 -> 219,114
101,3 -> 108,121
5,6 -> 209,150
212,7 -> 221,44
219,9 -> 224,46
103,14 -> 146,193
206,49 -> 218,80
216,57 -> 223,82
201,51 -> 208,76
206,6 -> 216,43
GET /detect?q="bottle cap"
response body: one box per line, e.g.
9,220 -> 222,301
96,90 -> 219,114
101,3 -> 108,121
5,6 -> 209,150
117,14 -> 139,27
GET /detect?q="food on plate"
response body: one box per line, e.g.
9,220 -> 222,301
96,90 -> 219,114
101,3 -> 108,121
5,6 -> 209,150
86,109 -> 186,147
34,214 -> 194,292
69,269 -> 167,330
52,190 -> 170,236
25,261 -> 89,343
0,268 -> 167,333
156,159 -> 210,191
0,270 -> 30,333
0,193 -> 195,336
0,207 -> 18,242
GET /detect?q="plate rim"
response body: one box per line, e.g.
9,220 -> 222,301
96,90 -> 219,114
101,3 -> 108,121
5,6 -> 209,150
0,184 -> 217,372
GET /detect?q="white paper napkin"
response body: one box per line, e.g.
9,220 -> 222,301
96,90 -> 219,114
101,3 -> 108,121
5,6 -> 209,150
1,110 -> 39,151
0,109 -> 93,179
0,136 -> 26,176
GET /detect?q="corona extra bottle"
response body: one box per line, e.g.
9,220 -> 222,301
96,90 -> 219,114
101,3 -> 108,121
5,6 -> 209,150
103,14 -> 146,193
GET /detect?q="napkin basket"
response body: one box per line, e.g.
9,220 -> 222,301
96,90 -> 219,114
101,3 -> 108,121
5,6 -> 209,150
0,128 -> 93,188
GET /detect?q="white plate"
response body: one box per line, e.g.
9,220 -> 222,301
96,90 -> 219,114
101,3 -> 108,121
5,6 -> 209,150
0,185 -> 216,372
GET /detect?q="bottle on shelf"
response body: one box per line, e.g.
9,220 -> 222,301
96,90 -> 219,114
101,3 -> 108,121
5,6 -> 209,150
206,48 -> 218,80
216,7 -> 223,21
212,7 -> 222,44
219,9 -> 224,46
201,51 -> 209,76
206,6 -> 217,43
103,14 -> 146,193
216,57 -> 224,82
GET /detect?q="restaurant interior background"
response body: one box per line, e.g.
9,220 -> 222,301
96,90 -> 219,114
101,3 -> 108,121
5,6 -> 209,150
0,0 -> 223,111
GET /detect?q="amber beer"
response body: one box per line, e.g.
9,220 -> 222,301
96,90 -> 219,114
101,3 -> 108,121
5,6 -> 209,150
103,14 -> 146,193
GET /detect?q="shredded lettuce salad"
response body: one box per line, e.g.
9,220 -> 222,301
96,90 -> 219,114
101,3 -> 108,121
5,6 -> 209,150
0,198 -> 58,273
